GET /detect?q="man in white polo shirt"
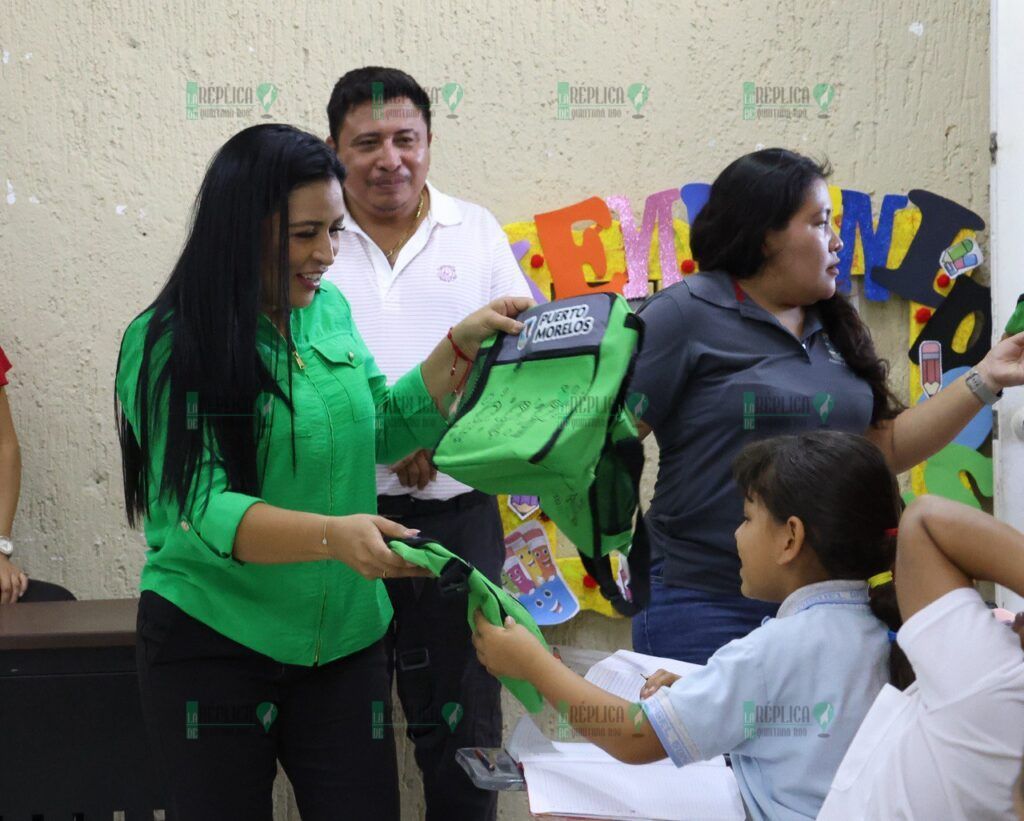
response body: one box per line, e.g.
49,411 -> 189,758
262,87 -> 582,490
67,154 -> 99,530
325,66 -> 532,821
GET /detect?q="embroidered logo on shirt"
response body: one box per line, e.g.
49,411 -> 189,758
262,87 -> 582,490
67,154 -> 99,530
438,265 -> 457,282
822,334 -> 846,366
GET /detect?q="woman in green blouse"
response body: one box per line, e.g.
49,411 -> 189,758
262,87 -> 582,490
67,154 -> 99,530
116,124 -> 530,821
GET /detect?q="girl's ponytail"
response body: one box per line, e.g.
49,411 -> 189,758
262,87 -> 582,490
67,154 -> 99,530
733,432 -> 914,689
867,540 -> 915,689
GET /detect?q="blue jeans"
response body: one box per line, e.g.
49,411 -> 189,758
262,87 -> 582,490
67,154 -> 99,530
631,562 -> 779,664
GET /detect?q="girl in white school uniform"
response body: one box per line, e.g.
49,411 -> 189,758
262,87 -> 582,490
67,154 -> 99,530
474,431 -> 910,821
819,493 -> 1024,820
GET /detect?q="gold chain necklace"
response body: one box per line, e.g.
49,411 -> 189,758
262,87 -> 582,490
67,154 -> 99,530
383,190 -> 426,262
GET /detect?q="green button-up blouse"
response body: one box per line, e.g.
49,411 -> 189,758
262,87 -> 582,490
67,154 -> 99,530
116,282 -> 447,665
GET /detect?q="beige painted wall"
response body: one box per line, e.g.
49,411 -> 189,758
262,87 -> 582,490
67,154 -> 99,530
0,1 -> 989,818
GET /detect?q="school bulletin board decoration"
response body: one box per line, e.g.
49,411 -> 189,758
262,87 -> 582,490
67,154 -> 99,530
502,184 -> 992,515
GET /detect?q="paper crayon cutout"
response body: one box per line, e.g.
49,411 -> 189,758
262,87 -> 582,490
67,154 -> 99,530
939,237 -> 983,278
507,494 -> 541,520
501,521 -> 579,625
918,340 -> 943,397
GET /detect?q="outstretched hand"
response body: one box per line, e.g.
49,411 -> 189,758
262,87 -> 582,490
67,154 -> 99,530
450,296 -> 536,360
978,331 -> 1024,391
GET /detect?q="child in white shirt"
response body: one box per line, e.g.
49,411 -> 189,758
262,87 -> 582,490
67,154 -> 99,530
818,494 -> 1024,820
473,431 -> 907,820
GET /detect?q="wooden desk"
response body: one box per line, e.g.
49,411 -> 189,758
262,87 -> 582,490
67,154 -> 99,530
0,599 -> 168,820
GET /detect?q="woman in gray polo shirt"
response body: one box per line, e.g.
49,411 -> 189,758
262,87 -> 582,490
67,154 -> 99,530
629,148 -> 1024,664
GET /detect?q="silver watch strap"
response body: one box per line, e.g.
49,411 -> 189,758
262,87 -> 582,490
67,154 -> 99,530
966,369 -> 1002,405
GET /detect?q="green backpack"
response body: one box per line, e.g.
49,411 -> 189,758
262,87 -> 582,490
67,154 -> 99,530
388,537 -> 548,713
433,293 -> 649,616
1006,294 -> 1024,336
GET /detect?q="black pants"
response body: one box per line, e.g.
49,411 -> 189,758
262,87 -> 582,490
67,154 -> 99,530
136,591 -> 399,821
18,579 -> 76,602
379,490 -> 504,821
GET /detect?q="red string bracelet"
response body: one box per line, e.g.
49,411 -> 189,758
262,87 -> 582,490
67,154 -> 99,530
447,328 -> 475,392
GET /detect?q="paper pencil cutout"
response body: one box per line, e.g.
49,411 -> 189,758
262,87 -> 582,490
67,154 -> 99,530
919,340 -> 943,397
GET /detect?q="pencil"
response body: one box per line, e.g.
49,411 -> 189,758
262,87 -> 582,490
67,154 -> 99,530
474,748 -> 496,772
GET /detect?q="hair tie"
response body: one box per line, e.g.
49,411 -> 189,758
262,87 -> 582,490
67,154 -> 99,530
884,528 -> 898,537
868,570 -> 893,589
887,630 -> 898,644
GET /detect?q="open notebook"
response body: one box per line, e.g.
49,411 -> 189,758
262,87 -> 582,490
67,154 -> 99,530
506,649 -> 746,820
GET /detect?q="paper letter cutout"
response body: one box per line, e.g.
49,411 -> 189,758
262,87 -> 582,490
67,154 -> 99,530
607,190 -> 679,298
908,276 -> 991,370
922,443 -> 993,509
873,190 -> 986,307
535,197 -> 625,299
680,183 -> 711,225
836,191 -> 908,300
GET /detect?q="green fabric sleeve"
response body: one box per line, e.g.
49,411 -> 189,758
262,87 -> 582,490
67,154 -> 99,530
352,318 -> 447,462
389,538 -> 548,713
116,314 -> 263,564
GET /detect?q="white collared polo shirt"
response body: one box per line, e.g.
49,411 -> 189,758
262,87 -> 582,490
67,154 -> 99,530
819,586 -> 1024,820
326,180 -> 533,500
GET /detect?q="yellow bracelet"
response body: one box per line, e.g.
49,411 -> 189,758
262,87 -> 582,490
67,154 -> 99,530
867,570 -> 893,589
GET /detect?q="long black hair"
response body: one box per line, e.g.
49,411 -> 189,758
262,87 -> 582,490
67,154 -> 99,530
691,148 -> 903,424
117,124 -> 346,526
733,431 -> 913,689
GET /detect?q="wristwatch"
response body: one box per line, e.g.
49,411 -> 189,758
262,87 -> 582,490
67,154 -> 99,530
0,536 -> 13,557
966,369 -> 1002,405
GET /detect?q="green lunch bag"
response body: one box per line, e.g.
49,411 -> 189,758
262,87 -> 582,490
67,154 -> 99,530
432,293 -> 650,616
388,537 -> 548,713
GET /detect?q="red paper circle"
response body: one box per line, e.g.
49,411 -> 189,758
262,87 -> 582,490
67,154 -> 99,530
937,273 -> 951,289
914,307 -> 933,324
530,254 -> 544,269
582,574 -> 598,589
681,259 -> 696,274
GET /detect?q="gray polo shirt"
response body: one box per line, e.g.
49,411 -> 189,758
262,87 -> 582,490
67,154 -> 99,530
630,271 -> 874,595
